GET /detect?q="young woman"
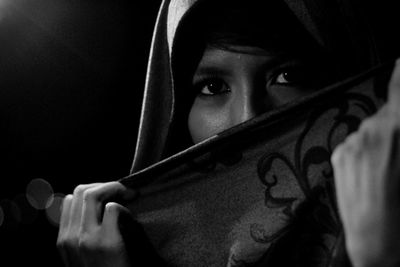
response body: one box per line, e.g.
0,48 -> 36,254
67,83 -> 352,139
56,0 -> 400,266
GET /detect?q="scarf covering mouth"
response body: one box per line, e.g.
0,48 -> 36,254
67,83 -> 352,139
125,0 -> 384,266
122,62 -> 392,266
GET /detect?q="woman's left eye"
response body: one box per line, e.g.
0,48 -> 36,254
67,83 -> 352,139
194,78 -> 230,96
273,69 -> 304,85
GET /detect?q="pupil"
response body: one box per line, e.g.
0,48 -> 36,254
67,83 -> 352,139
283,71 -> 292,81
209,80 -> 222,93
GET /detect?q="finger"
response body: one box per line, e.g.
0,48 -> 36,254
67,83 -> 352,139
81,182 -> 137,233
102,202 -> 132,238
388,59 -> 400,115
331,134 -> 361,207
57,194 -> 74,267
69,183 -> 102,234
102,202 -> 167,266
58,194 -> 73,236
102,202 -> 163,263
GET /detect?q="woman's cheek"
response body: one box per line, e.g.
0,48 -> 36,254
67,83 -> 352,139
188,99 -> 232,144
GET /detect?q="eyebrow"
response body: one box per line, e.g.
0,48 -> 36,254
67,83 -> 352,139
193,54 -> 300,82
193,66 -> 232,79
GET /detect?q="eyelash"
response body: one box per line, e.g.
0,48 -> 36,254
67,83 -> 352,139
270,66 -> 303,86
193,66 -> 305,96
193,77 -> 230,96
273,72 -> 290,85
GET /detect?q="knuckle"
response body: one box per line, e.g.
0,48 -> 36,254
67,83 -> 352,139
57,233 -> 77,250
109,181 -> 127,193
82,189 -> 95,202
78,233 -> 99,252
359,117 -> 377,131
73,184 -> 89,196
332,132 -> 361,165
78,233 -> 118,254
344,132 -> 361,151
60,194 -> 73,210
331,144 -> 345,166
104,202 -> 120,213
64,194 -> 73,202
56,236 -> 66,249
82,187 -> 101,203
107,181 -> 119,187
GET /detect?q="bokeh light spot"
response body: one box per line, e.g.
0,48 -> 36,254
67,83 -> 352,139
26,178 -> 54,210
45,193 -> 65,227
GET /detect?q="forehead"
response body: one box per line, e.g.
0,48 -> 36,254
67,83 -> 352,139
198,45 -> 286,66
194,44 -> 291,78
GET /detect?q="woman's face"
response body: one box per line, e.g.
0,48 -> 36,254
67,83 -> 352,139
188,44 -> 333,143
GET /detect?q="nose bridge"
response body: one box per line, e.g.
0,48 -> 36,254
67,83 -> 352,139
231,76 -> 260,125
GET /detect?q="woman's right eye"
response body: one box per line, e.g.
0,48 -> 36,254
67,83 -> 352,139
194,78 -> 230,96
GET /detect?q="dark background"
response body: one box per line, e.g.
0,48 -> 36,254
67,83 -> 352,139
0,1 -> 398,266
0,0 -> 161,266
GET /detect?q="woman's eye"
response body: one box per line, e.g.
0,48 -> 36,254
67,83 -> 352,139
195,78 -> 230,96
273,68 -> 306,85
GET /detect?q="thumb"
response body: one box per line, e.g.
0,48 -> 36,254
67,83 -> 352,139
103,202 -> 167,266
388,59 -> 400,115
102,202 -> 132,238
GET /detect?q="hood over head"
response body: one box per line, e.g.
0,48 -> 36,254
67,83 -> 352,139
131,0 -> 379,173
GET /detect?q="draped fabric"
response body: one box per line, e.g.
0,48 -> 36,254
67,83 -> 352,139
121,62 -> 391,266
130,0 -> 379,173
121,62 -> 393,266
124,0 -> 391,265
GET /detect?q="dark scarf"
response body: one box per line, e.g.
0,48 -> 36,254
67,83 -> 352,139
123,1 -> 387,266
